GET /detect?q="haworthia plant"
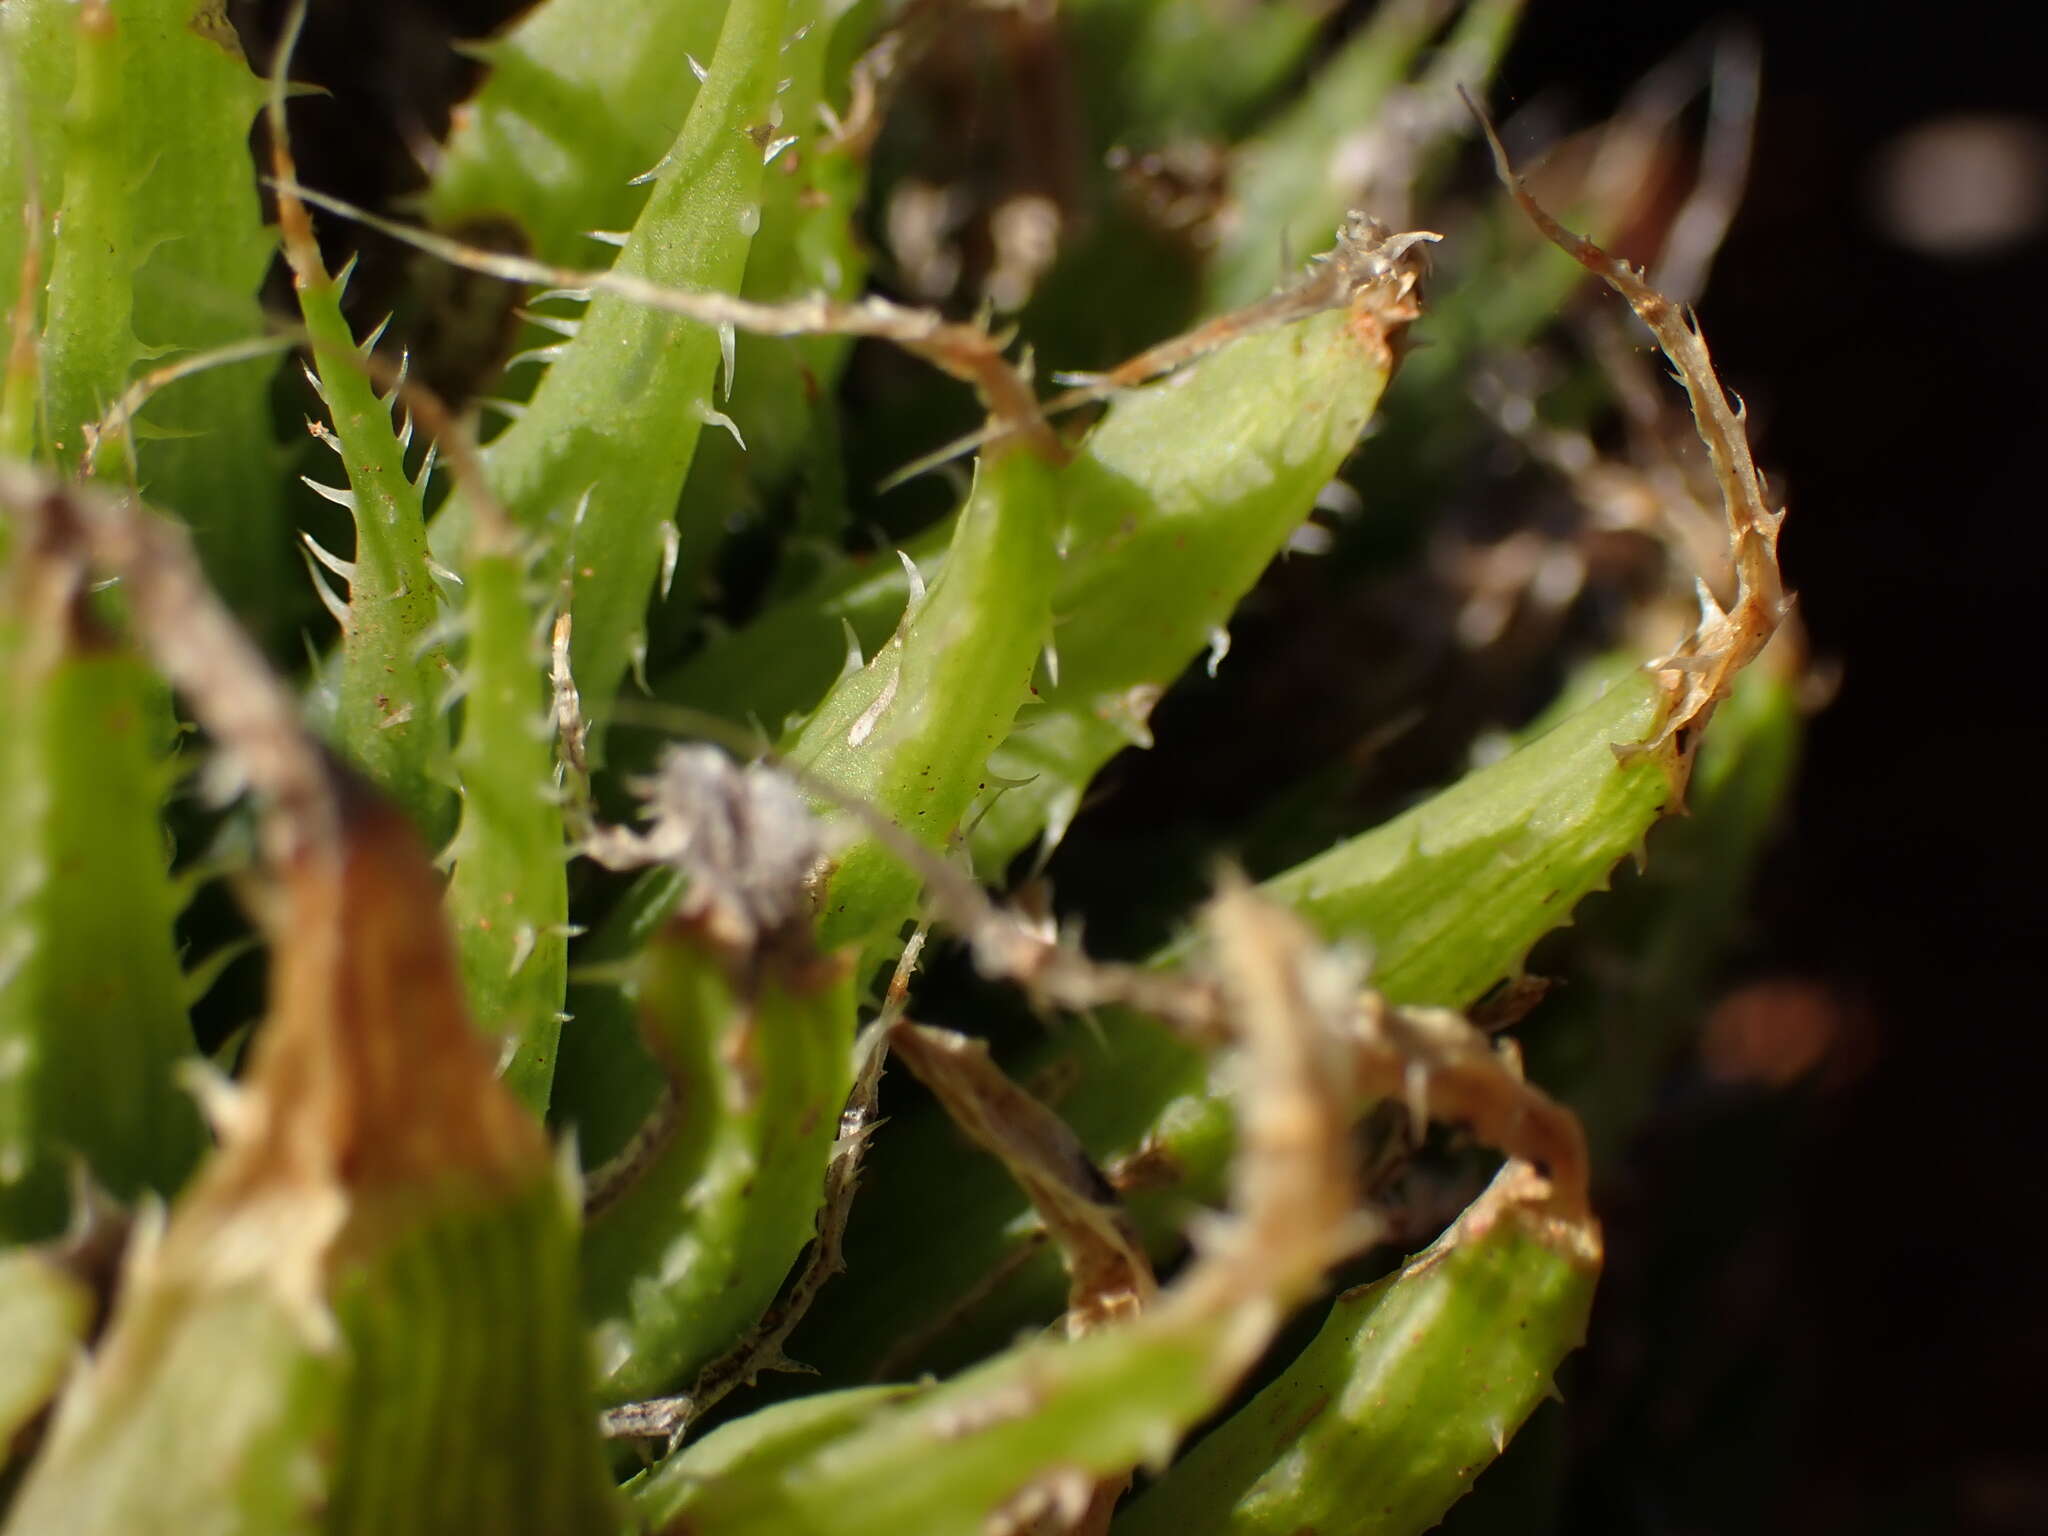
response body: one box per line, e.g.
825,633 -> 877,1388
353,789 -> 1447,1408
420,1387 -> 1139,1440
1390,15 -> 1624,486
813,666 -> 1674,1377
0,2 -> 1804,1532
1,0 -> 292,635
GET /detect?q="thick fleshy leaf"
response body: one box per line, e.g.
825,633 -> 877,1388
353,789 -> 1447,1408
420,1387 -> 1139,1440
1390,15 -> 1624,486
434,0 -> 788,734
443,537 -> 571,1113
0,508 -> 202,1241
1115,1161 -> 1600,1536
577,748 -> 858,1406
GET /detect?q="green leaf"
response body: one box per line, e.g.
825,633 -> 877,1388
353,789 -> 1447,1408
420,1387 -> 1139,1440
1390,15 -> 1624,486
660,0 -> 875,633
6,788 -> 617,1535
1533,658 -> 1804,1164
325,1176 -> 620,1536
1114,1163 -> 1600,1536
436,0 -> 789,736
786,442 -> 1058,951
11,0 -> 291,635
425,0 -> 734,267
972,264 -> 1421,871
628,1385 -> 922,1528
0,526 -> 203,1242
669,876 -> 1363,1536
580,890 -> 857,1403
0,1241 -> 94,1461
443,539 -> 570,1113
290,257 -> 455,836
812,671 -> 1669,1376
660,219 -> 1427,879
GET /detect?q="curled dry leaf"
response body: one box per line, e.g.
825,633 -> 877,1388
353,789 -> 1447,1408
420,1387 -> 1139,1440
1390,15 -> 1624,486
888,211 -> 1439,485
1468,90 -> 1792,773
1348,998 -> 1592,1219
1045,215 -> 1437,402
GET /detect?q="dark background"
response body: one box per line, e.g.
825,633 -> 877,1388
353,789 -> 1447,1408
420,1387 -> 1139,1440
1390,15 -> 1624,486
1500,6 -> 2047,1531
235,1 -> 2047,1529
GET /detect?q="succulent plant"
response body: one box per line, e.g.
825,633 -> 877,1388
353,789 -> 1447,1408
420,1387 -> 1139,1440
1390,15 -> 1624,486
0,1 -> 1801,1532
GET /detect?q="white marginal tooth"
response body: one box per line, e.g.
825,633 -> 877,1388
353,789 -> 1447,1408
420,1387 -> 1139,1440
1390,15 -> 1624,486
583,230 -> 630,248
475,396 -> 527,422
783,20 -> 813,50
413,614 -> 470,658
1043,639 -> 1060,689
503,342 -> 570,371
361,314 -> 394,356
412,440 -> 439,491
658,519 -> 681,599
299,359 -> 330,405
1205,625 -> 1231,678
686,51 -> 708,83
299,545 -> 353,629
693,401 -> 746,450
300,475 -> 358,512
896,549 -> 927,607
717,320 -> 736,401
396,412 -> 415,451
838,617 -> 865,678
1314,477 -> 1363,518
334,252 -> 361,295
507,925 -> 537,977
775,77 -> 793,95
1284,521 -> 1334,556
628,633 -> 650,696
530,286 -> 592,306
762,133 -> 799,166
306,419 -> 345,455
1694,574 -> 1728,623
437,676 -> 470,715
299,530 -> 356,581
519,310 -> 582,339
425,558 -> 463,588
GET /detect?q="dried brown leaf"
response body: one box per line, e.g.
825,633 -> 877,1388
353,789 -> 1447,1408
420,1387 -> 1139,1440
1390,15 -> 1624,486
0,467 -> 548,1314
891,1022 -> 1156,1338
270,181 -> 1063,464
1467,89 -> 1791,775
